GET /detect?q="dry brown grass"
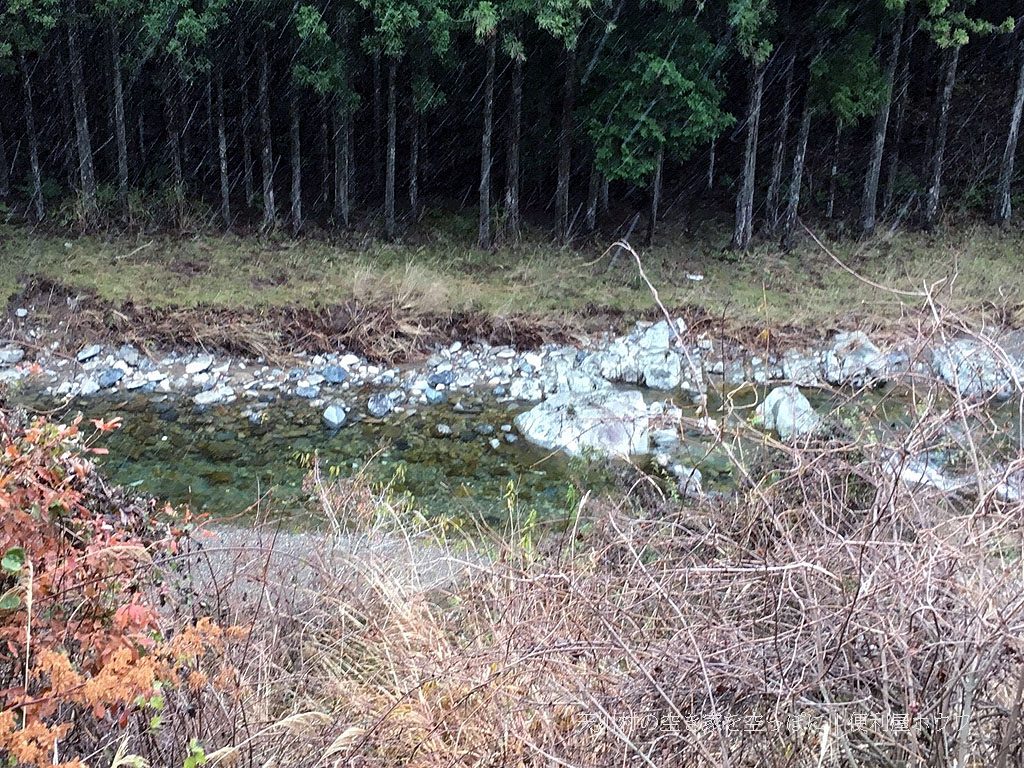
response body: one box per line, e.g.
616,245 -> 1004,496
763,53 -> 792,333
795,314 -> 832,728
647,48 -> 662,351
110,375 -> 1024,768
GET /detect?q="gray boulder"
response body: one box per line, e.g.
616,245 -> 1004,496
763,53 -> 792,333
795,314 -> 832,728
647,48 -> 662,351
0,347 -> 25,366
367,391 -> 395,418
96,367 -> 124,389
186,354 -> 214,375
821,331 -> 886,387
323,364 -> 349,384
77,344 -> 102,362
931,339 -> 1013,400
514,389 -> 650,458
756,386 -> 820,441
322,404 -> 347,429
509,376 -> 543,402
194,386 -> 234,406
781,349 -> 821,387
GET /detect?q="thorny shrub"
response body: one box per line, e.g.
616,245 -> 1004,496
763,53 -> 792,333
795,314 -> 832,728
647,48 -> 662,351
0,410 -> 240,768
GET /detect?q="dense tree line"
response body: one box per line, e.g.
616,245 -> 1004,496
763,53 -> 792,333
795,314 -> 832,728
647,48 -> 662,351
0,0 -> 1019,248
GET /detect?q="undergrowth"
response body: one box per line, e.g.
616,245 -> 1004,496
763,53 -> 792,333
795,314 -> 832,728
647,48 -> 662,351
2,375 -> 1024,766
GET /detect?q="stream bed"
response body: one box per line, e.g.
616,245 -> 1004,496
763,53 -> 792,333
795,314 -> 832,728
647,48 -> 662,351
15,381 -> 1024,526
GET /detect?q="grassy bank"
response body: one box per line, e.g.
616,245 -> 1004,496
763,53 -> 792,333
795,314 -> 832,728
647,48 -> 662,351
2,220 -> 1023,354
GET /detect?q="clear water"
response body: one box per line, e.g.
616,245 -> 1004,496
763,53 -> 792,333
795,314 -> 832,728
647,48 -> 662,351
20,392 -> 585,525
16,382 -> 1021,527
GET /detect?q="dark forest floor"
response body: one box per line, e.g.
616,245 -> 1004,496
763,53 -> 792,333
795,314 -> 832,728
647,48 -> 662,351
2,216 -> 1022,360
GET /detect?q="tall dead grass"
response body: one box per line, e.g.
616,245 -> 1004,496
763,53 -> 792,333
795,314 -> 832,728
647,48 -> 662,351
134,380 -> 1024,768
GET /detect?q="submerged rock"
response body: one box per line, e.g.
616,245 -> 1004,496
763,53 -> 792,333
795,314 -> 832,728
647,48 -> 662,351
756,386 -> 820,441
514,389 -> 650,457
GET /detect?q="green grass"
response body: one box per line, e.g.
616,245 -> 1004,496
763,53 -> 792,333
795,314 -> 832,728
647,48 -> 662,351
2,218 -> 1023,337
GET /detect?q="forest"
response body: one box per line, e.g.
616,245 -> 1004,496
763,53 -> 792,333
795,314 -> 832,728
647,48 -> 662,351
0,0 -> 1020,250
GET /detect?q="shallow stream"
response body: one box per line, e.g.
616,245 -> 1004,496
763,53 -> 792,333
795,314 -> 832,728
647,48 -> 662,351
16,383 -> 1023,525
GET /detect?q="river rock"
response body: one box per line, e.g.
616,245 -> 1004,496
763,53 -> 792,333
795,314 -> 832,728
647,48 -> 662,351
323,364 -> 349,384
186,354 -> 214,375
117,344 -> 141,367
0,347 -> 25,366
294,385 -> 319,399
97,367 -> 124,389
194,386 -> 234,406
514,389 -> 650,458
756,385 -> 820,441
590,338 -> 641,384
511,377 -> 543,402
367,391 -> 395,418
424,386 -> 446,405
428,369 -> 455,387
782,349 -> 821,386
931,338 -> 1013,400
322,404 -> 347,429
673,464 -> 703,499
80,378 -> 100,396
77,344 -> 102,362
822,331 -> 887,387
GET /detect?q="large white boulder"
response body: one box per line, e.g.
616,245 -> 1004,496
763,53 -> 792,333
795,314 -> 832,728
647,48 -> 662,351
514,389 -> 650,458
755,385 -> 820,441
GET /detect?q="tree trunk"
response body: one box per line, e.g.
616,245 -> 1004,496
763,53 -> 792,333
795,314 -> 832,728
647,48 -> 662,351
645,145 -> 664,247
242,109 -> 254,208
289,87 -> 302,234
586,161 -> 600,232
707,140 -> 715,190
600,176 -> 609,214
68,0 -> 98,219
385,58 -> 397,240
479,36 -> 496,249
925,45 -> 959,229
556,47 -> 576,244
861,15 -> 904,236
334,100 -> 349,227
504,55 -> 523,242
409,110 -> 419,218
373,51 -> 383,191
883,27 -> 913,216
110,22 -> 129,211
215,67 -> 230,227
764,56 -> 794,234
164,87 -> 184,214
136,111 -> 146,183
19,54 -> 44,221
258,32 -> 276,230
826,120 -> 840,219
320,114 -> 330,211
994,42 -> 1024,224
731,63 -> 764,250
347,112 -> 355,211
0,118 -> 9,200
204,79 -> 216,183
781,92 -> 812,250
56,46 -> 76,189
